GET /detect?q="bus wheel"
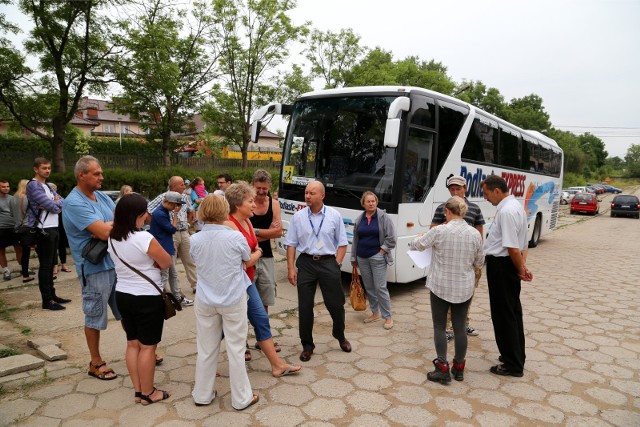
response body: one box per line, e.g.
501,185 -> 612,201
529,215 -> 541,248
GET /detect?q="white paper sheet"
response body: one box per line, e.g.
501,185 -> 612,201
407,248 -> 432,269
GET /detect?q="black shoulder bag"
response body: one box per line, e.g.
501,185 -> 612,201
108,238 -> 182,320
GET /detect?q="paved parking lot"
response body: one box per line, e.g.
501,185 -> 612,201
1,188 -> 639,426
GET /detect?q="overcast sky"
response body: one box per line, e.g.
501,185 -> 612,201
289,0 -> 640,158
2,0 -> 638,158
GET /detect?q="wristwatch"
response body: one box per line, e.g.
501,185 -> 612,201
255,228 -> 260,236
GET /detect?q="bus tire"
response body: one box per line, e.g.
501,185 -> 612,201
528,215 -> 541,248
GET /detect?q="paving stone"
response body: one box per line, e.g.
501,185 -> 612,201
302,397 -> 346,420
390,385 -> 431,404
63,419 -> 115,427
385,405 -> 437,426
475,410 -> 519,426
268,383 -> 314,406
467,389 -> 511,408
352,372 -> 393,391
40,393 -> 95,418
434,396 -> 473,418
76,376 -> 123,394
35,344 -> 67,361
254,405 -> 306,427
310,378 -> 353,397
585,386 -> 628,406
513,402 -> 564,423
346,390 -> 391,413
29,383 -> 74,400
600,409 -> 640,427
0,354 -> 45,377
349,413 -> 391,427
202,411 -> 251,427
548,394 -> 599,415
9,415 -> 60,427
27,337 -> 61,350
501,382 -> 546,401
533,375 -> 573,393
565,416 -> 615,427
118,402 -> 168,426
0,398 -> 41,427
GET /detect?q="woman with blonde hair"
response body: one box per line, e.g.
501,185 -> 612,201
10,179 -> 34,283
190,194 -> 258,409
410,196 -> 484,384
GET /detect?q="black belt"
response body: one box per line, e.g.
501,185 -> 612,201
177,227 -> 189,232
300,253 -> 335,261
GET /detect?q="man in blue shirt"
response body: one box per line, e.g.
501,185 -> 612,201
149,191 -> 193,306
285,181 -> 350,362
63,155 -> 121,381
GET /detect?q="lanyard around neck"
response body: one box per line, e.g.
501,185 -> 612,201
307,206 -> 326,239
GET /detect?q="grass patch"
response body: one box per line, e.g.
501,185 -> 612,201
0,348 -> 20,358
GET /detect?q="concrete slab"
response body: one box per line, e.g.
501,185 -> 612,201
0,354 -> 45,377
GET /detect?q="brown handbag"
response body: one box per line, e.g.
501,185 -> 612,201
350,265 -> 367,311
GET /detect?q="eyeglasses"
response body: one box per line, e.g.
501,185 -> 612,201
217,181 -> 226,185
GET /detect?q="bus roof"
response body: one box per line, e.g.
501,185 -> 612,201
296,86 -> 561,152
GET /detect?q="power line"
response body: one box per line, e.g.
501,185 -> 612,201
555,125 -> 640,130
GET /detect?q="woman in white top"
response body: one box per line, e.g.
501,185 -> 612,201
410,196 -> 484,384
108,194 -> 172,405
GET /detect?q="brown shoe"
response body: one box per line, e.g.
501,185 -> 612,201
339,339 -> 352,353
299,349 -> 313,362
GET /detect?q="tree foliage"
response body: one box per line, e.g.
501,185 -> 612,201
110,0 -> 219,167
504,94 -> 551,132
0,0 -> 113,172
304,28 -> 366,89
202,0 -> 308,167
624,144 -> 640,177
343,48 -> 455,94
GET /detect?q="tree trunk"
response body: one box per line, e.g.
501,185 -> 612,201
162,134 -> 171,167
51,116 -> 66,173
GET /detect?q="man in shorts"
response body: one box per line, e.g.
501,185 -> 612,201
62,155 -> 121,380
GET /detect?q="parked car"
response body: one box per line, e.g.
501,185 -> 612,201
570,192 -> 599,215
561,189 -> 579,204
568,186 -> 588,194
610,194 -> 640,218
600,184 -> 622,194
586,184 -> 606,194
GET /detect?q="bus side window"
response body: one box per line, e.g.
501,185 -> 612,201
403,128 -> 434,203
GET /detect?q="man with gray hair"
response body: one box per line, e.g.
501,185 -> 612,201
63,155 -> 121,380
148,176 -> 197,299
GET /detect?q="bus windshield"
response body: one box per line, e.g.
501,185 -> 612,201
281,95 -> 399,210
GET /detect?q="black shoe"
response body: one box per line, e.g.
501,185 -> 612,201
490,364 -> 523,377
427,358 -> 451,384
300,350 -> 313,362
53,296 -> 72,304
339,339 -> 352,353
43,301 -> 66,311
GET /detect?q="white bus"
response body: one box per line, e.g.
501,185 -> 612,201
251,86 -> 563,283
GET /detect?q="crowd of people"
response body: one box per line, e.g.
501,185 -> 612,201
0,156 -> 533,408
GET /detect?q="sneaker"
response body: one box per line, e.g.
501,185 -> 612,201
3,270 -> 11,281
179,296 -> 194,306
466,326 -> 479,336
446,331 -> 454,342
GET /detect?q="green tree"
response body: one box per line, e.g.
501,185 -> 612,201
304,28 -> 366,89
547,128 -> 589,175
578,132 -> 608,169
624,144 -> 640,177
110,0 -> 219,167
0,0 -> 112,172
203,0 -> 308,168
455,80 -> 507,117
504,94 -> 551,132
343,48 -> 455,94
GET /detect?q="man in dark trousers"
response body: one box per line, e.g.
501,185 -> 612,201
481,175 -> 533,377
26,157 -> 70,310
285,180 -> 350,362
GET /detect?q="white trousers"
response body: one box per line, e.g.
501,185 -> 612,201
192,293 -> 253,409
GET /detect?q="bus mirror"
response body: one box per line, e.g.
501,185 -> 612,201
384,97 -> 410,148
250,120 -> 262,144
384,119 -> 401,148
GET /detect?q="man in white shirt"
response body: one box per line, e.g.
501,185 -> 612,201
481,175 -> 533,378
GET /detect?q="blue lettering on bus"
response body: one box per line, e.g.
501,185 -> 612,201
460,166 -> 488,198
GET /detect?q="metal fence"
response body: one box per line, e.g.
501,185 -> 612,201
1,151 -> 281,172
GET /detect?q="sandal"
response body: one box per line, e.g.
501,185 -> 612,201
88,361 -> 118,380
255,341 -> 281,353
245,349 -> 252,362
135,391 -> 142,403
140,387 -> 171,405
235,393 -> 259,411
155,354 -> 163,365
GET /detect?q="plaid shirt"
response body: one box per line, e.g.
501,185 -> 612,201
410,219 -> 484,303
147,192 -> 192,231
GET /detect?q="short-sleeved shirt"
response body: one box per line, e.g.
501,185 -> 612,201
109,231 -> 162,296
284,205 -> 348,255
0,195 -> 14,228
62,188 -> 116,277
190,223 -> 252,307
484,195 -> 528,257
431,197 -> 485,229
147,192 -> 192,231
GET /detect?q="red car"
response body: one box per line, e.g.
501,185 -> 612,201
570,192 -> 599,215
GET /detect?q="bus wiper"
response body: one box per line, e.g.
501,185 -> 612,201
330,186 -> 361,200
